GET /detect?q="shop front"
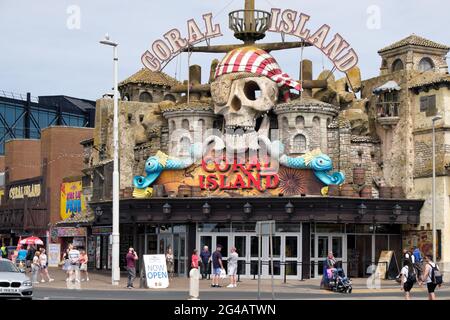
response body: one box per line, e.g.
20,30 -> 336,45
92,196 -> 423,279
54,226 -> 88,253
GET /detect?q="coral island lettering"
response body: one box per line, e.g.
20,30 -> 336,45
141,8 -> 358,73
199,157 -> 279,191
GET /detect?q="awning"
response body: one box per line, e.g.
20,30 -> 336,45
373,81 -> 401,94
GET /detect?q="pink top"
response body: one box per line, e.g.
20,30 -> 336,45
191,254 -> 199,268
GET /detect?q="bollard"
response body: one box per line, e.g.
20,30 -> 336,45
188,268 -> 200,300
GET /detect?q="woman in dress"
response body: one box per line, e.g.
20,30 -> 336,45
31,251 -> 41,284
62,245 -> 72,282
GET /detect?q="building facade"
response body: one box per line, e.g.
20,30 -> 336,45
0,92 -> 95,154
0,126 -> 93,247
84,43 -> 438,279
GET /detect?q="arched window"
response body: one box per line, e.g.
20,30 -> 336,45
197,119 -> 205,132
295,116 -> 305,128
281,117 -> 289,128
170,120 -> 176,131
163,94 -> 176,102
179,136 -> 191,156
182,119 -> 189,130
313,116 -> 320,128
392,59 -> 404,72
292,134 -> 307,153
419,57 -> 434,72
139,92 -> 153,102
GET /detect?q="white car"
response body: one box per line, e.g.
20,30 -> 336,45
0,258 -> 33,300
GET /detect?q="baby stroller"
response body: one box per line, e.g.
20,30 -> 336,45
329,268 -> 352,293
322,264 -> 352,294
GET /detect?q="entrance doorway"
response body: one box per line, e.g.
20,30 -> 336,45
197,233 -> 302,279
311,234 -> 346,278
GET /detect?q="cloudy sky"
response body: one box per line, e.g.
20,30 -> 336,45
0,0 -> 448,100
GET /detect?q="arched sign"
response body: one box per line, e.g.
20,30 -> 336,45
141,8 -> 358,73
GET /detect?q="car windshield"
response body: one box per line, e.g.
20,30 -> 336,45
0,260 -> 20,273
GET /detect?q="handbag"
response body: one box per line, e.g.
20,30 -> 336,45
80,263 -> 87,271
219,268 -> 227,279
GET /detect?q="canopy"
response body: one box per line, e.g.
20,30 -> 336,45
19,236 -> 44,246
373,80 -> 401,94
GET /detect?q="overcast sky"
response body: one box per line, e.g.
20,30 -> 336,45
0,0 -> 449,100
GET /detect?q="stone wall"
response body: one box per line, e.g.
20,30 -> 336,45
361,71 -> 415,196
92,98 -> 164,188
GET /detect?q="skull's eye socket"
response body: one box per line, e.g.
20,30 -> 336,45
244,81 -> 261,101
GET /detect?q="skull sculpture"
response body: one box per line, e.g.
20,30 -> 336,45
211,74 -> 278,149
210,46 -> 301,151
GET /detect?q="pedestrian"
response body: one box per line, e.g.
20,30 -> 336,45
68,245 -> 81,283
25,245 -> 36,271
166,247 -> 175,279
31,251 -> 41,284
421,255 -> 443,300
200,245 -> 211,280
126,247 -> 138,289
79,249 -> 90,282
412,246 -> 423,277
62,246 -> 71,281
400,259 -> 416,300
227,247 -> 238,288
189,249 -> 200,300
0,243 -> 7,259
39,248 -> 54,283
17,245 -> 27,271
403,248 -> 414,264
211,245 -> 224,288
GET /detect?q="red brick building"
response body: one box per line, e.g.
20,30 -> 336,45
0,126 -> 93,246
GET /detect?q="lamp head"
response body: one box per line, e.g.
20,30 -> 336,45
432,115 -> 442,122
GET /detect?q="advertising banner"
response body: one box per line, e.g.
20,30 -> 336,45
60,181 -> 86,220
48,244 -> 61,267
143,254 -> 169,289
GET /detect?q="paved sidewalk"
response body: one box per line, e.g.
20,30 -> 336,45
30,267 -> 449,295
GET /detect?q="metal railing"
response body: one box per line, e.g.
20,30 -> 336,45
194,260 -> 390,284
0,90 -> 39,103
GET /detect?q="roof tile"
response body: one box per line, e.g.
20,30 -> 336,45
379,34 -> 449,53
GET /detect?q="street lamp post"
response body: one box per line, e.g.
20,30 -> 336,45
100,34 -> 120,285
432,115 -> 442,262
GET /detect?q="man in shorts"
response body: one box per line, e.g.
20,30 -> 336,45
211,245 -> 224,288
68,245 -> 81,283
227,247 -> 238,288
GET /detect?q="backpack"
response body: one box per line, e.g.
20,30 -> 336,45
406,266 -> 417,284
429,263 -> 443,285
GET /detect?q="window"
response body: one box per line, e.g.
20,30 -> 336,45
170,120 -> 176,131
281,117 -> 288,128
181,119 -> 189,130
295,116 -> 305,128
392,59 -> 404,72
377,91 -> 400,117
197,119 -> 205,132
139,92 -> 153,102
313,116 -> 320,128
419,57 -> 434,72
179,136 -> 191,156
292,134 -> 307,153
420,95 -> 437,116
163,94 -> 176,102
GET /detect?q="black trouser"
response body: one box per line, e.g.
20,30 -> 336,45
127,267 -> 136,287
201,261 -> 210,279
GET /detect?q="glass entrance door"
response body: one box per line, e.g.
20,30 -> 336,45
311,234 -> 346,278
158,234 -> 173,255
